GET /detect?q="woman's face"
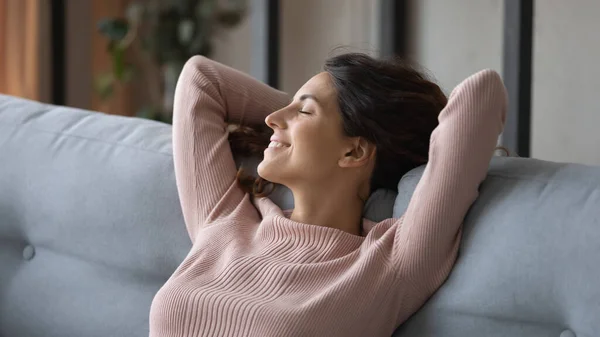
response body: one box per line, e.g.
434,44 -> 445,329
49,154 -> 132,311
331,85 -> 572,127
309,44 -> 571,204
257,72 -> 353,187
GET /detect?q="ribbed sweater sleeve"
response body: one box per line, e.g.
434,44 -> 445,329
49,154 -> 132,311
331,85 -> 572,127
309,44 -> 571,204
172,56 -> 289,242
393,70 -> 507,314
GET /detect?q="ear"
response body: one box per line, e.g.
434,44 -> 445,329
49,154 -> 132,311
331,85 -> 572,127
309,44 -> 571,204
338,137 -> 375,168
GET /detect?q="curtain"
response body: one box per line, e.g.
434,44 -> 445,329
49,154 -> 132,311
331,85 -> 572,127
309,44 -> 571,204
0,0 -> 51,102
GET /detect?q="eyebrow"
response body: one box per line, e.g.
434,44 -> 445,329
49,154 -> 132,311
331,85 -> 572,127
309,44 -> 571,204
299,94 -> 320,105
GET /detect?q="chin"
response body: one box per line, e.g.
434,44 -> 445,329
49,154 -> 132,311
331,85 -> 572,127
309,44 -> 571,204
257,159 -> 275,181
257,158 -> 284,185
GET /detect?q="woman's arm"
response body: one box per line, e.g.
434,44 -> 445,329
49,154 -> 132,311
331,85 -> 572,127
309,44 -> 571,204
173,56 -> 289,242
393,70 -> 507,311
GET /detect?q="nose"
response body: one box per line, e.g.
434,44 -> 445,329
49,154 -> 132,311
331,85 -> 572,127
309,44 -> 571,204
265,108 -> 287,129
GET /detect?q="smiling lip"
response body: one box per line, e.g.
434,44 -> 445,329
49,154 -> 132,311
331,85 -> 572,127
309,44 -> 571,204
269,136 -> 290,146
266,141 -> 290,151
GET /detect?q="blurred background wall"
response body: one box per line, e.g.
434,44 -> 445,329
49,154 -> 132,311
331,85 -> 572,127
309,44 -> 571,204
531,0 -> 600,166
1,0 -> 600,166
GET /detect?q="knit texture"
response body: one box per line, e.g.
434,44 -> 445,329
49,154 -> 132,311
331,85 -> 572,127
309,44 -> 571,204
149,56 -> 507,337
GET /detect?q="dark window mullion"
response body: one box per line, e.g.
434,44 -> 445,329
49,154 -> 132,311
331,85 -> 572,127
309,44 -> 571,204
379,0 -> 408,58
51,0 -> 66,105
251,0 -> 280,89
502,0 -> 534,157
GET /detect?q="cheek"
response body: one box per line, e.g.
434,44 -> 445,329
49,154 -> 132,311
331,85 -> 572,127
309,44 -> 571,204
292,122 -> 342,167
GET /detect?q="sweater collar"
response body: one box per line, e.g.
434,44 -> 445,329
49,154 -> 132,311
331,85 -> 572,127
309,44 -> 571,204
254,197 -> 377,255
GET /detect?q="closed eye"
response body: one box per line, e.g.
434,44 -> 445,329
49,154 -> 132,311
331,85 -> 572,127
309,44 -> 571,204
298,110 -> 311,115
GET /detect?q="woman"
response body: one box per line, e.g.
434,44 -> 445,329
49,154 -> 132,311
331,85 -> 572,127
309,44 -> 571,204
149,53 -> 507,336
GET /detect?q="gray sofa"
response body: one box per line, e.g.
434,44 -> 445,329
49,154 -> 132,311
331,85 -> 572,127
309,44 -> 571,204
1,94 -> 598,337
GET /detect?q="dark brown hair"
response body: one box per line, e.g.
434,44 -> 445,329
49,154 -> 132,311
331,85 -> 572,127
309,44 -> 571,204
228,52 -> 447,198
228,123 -> 275,197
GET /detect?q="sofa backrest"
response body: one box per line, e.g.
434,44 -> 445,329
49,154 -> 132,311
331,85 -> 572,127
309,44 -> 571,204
0,95 -> 192,337
392,157 -> 600,336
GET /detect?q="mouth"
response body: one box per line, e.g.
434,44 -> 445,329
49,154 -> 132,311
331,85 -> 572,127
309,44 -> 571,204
266,140 -> 291,151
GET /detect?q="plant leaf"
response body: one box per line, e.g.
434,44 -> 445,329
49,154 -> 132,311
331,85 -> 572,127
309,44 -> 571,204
215,9 -> 245,26
111,46 -> 125,80
94,72 -> 115,100
121,66 -> 135,82
97,18 -> 130,41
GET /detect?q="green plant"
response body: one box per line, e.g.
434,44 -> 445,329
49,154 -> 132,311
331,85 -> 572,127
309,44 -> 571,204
96,0 -> 246,123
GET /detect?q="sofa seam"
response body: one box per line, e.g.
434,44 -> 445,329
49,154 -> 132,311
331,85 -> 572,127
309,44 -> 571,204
0,121 -> 173,157
401,171 -> 597,187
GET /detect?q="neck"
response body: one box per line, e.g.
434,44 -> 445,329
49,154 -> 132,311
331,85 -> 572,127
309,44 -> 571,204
288,178 -> 365,236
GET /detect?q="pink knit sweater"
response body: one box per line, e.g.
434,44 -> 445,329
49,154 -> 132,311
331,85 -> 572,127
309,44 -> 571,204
149,56 -> 507,337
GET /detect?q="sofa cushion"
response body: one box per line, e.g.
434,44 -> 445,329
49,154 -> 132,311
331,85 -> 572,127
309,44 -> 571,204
392,156 -> 600,336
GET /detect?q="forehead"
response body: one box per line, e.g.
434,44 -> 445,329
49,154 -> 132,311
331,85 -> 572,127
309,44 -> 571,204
296,72 -> 337,104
